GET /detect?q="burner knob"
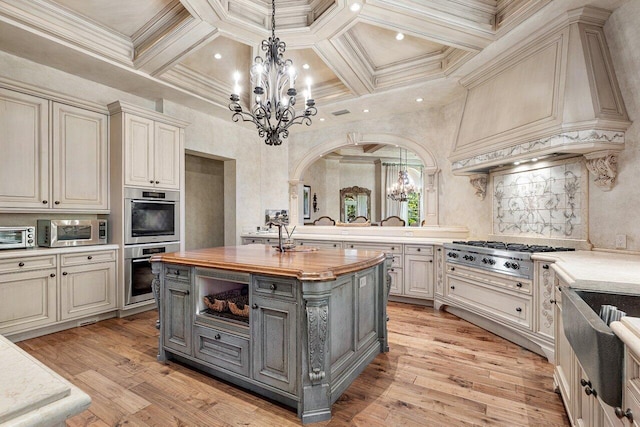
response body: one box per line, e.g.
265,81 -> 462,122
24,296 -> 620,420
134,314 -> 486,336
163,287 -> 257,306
463,255 -> 469,260
489,259 -> 496,265
504,262 -> 512,268
512,262 -> 520,270
447,252 -> 458,258
482,258 -> 488,264
469,255 -> 475,261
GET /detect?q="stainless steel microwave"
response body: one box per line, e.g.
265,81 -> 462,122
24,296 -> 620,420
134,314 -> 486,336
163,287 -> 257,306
0,226 -> 36,250
37,219 -> 107,247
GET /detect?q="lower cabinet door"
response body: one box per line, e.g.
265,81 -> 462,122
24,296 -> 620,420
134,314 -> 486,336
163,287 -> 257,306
163,280 -> 192,356
387,267 -> 403,296
193,325 -> 249,376
251,296 -> 297,394
60,262 -> 116,320
0,269 -> 57,334
403,255 -> 434,298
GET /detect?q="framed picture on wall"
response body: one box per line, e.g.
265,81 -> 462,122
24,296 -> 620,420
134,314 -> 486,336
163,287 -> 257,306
303,185 -> 311,220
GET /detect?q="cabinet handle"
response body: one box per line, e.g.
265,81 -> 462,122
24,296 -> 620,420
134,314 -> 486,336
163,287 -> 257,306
42,200 -> 48,204
155,180 -> 160,184
62,272 -> 68,275
18,262 -> 24,267
252,303 -> 258,309
214,334 -> 221,340
516,307 -> 522,312
87,256 -> 93,260
181,290 -> 190,296
450,285 -> 455,290
54,201 -> 60,205
580,379 -> 591,387
550,299 -> 556,304
614,408 -> 633,422
542,264 -> 550,269
584,386 -> 597,397
516,282 -> 523,288
270,284 -> 277,291
50,273 -> 55,278
450,267 -> 455,271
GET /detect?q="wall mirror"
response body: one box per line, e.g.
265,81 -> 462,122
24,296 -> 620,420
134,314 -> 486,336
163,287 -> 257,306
340,186 -> 371,222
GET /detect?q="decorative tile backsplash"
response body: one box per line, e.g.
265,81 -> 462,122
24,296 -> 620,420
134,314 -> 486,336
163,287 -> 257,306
492,159 -> 588,239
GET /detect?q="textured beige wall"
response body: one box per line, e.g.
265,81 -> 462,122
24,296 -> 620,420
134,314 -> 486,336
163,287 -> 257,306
594,1 -> 640,251
184,155 -> 224,250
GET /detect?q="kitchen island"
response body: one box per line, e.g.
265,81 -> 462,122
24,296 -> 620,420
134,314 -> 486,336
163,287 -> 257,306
150,244 -> 389,424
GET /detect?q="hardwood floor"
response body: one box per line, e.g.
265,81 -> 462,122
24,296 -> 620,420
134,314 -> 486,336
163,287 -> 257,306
18,302 -> 569,426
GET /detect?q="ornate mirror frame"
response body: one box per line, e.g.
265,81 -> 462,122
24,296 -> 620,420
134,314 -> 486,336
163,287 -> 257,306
340,186 -> 371,222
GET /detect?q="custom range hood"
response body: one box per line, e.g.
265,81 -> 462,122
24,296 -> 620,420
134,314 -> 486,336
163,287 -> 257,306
450,7 -> 631,192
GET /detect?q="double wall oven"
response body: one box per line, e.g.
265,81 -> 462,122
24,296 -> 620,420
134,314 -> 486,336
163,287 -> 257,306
124,188 -> 180,305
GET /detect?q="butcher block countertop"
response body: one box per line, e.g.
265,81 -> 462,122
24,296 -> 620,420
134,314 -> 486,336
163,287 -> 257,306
150,244 -> 387,281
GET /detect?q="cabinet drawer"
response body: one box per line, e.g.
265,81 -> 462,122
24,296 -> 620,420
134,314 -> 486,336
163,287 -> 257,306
193,325 -> 249,377
446,263 -> 532,295
405,245 -> 433,255
165,265 -> 191,282
297,240 -> 342,249
0,255 -> 56,274
346,242 -> 402,254
242,237 -> 265,244
253,276 -> 296,300
390,254 -> 402,268
446,274 -> 532,330
61,250 -> 116,266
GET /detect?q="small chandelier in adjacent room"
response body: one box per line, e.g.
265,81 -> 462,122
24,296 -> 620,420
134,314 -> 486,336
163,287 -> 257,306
387,148 -> 418,202
228,0 -> 317,146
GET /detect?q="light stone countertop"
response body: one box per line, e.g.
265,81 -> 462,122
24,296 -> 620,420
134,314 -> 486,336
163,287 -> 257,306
0,244 -> 119,260
241,231 -> 456,245
0,334 -> 90,426
532,250 -> 640,294
611,317 -> 640,359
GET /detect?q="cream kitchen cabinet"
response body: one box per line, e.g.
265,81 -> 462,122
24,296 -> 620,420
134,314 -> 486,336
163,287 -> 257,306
403,245 -> 434,299
535,261 -> 556,342
0,256 -> 57,334
123,114 -> 181,190
0,89 -> 108,211
59,250 -> 116,321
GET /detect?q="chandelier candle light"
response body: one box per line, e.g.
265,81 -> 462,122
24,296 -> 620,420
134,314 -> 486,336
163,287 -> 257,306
387,148 -> 418,202
229,0 -> 317,146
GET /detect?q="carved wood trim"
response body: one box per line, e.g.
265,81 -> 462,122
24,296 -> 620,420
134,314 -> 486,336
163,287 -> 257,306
584,150 -> 618,191
469,173 -> 488,200
305,302 -> 328,382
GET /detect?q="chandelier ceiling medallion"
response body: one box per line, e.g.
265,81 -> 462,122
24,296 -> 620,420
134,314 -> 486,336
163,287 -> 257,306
387,148 -> 418,202
228,0 -> 317,146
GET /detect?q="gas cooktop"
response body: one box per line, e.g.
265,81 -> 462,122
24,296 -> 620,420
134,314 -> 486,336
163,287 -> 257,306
450,240 -> 576,253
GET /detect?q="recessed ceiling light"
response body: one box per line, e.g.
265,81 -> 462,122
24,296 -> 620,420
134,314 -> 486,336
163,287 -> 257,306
514,161 -> 521,165
396,33 -> 405,41
350,3 -> 362,12
363,109 -> 369,113
302,63 -> 310,70
416,98 -> 423,102
214,53 -> 222,59
532,157 -> 539,162
320,118 -> 325,122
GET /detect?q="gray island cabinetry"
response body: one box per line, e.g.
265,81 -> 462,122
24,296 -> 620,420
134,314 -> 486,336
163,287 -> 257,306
151,245 -> 389,424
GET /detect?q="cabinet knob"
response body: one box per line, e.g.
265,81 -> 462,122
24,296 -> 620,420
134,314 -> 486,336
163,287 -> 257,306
450,285 -> 455,290
333,244 -> 337,247
584,386 -> 596,397
450,267 -> 455,271
390,268 -> 394,272
87,256 -> 93,260
550,299 -> 556,304
429,260 -> 433,263
614,407 -> 633,422
270,284 -> 277,291
62,272 -> 68,275
214,334 -> 221,340
42,200 -> 48,204
183,290 -> 190,296
417,248 -> 421,252
580,379 -> 591,387
515,307 -> 522,312
542,264 -> 550,269
391,247 -> 395,250
437,248 -> 441,252
54,201 -> 60,205
150,180 -> 154,184
516,282 -> 523,288
18,262 -> 24,267
252,303 -> 258,309
155,180 -> 160,184
350,245 -> 354,248
50,273 -> 55,278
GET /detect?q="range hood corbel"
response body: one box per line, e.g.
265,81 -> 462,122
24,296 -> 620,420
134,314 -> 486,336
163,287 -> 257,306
449,6 -> 631,193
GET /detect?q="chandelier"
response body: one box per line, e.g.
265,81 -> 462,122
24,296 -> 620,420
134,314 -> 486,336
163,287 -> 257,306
228,0 -> 317,146
387,148 -> 418,202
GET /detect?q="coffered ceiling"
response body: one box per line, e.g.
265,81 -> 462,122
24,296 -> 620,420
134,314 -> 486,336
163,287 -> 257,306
0,0 -> 588,124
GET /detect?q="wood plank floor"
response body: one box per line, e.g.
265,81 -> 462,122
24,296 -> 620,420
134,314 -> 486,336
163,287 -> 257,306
18,302 -> 570,426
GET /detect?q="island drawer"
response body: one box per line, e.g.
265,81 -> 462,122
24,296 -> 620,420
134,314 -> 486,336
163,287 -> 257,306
404,245 -> 433,256
242,237 -> 265,244
165,265 -> 191,282
0,255 -> 56,274
297,240 -> 342,249
253,276 -> 296,300
345,242 -> 402,254
61,250 -> 116,266
193,325 -> 249,377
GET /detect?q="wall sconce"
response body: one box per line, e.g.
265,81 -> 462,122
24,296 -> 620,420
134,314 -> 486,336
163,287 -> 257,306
313,193 -> 318,212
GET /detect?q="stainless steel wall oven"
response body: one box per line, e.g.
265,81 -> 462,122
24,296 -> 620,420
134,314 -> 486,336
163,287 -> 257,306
124,242 -> 180,305
124,187 -> 180,244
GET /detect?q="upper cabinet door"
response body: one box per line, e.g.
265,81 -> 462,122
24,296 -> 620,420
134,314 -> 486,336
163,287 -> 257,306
153,122 -> 180,190
0,88 -> 49,209
52,103 -> 108,210
124,114 -> 155,188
